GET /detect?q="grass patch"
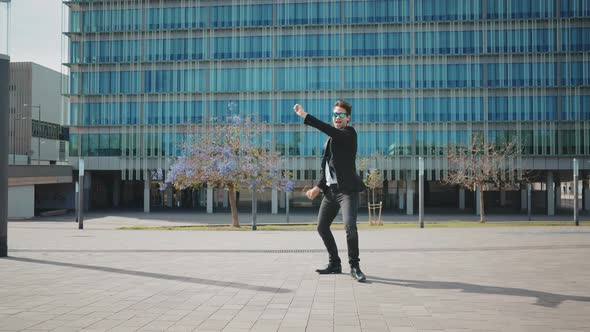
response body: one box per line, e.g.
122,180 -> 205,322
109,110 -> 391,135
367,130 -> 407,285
118,221 -> 588,231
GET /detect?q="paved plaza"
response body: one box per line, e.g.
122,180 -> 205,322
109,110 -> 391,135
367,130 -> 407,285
1,213 -> 590,332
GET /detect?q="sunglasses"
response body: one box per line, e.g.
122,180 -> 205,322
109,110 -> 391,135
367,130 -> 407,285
333,112 -> 347,118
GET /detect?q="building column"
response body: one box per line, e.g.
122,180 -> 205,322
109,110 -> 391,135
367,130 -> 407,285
475,188 -> 480,216
584,178 -> 590,212
459,188 -> 465,210
547,172 -> 555,216
500,189 -> 506,207
143,176 -> 150,213
206,185 -> 213,213
398,182 -> 405,211
271,189 -> 278,214
83,171 -> 91,211
406,180 -> 414,215
555,180 -> 561,211
279,189 -> 286,209
166,187 -> 173,208
222,189 -> 228,209
113,176 -> 120,208
192,189 -> 198,208
521,186 -> 527,211
215,188 -> 222,208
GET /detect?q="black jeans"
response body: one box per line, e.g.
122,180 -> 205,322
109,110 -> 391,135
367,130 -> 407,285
316,187 -> 360,267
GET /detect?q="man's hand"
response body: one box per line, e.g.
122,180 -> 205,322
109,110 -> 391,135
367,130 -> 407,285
306,186 -> 320,200
293,104 -> 308,119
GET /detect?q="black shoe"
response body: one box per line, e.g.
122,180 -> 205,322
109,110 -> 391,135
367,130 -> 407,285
315,263 -> 342,274
350,266 -> 366,282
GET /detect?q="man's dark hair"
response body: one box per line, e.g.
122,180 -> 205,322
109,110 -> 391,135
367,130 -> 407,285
334,100 -> 352,116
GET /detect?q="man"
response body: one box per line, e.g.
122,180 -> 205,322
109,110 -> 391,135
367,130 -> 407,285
293,100 -> 367,282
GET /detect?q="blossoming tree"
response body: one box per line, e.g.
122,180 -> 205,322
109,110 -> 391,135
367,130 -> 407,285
156,116 -> 294,227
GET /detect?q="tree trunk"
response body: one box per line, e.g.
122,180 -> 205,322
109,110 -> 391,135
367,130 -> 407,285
479,188 -> 485,223
228,185 -> 240,227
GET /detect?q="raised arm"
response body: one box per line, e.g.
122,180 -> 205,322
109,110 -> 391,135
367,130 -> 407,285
293,104 -> 354,141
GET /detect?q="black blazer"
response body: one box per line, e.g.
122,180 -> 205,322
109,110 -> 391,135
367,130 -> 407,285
304,114 -> 366,193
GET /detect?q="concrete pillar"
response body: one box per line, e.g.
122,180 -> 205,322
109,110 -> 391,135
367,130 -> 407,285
555,180 -> 561,211
279,189 -> 286,209
521,187 -> 527,211
206,185 -> 213,213
199,186 -> 205,206
271,189 -> 278,214
475,188 -> 480,216
584,178 -> 590,212
406,180 -> 414,215
459,188 -> 465,210
547,172 -> 555,216
223,189 -> 228,208
500,189 -> 506,207
75,181 -> 79,220
216,188 -> 222,208
166,187 -> 173,208
83,171 -> 91,211
398,191 -> 405,210
113,176 -> 120,208
143,176 -> 150,213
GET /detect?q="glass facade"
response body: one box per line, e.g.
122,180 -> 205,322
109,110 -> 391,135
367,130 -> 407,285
65,0 -> 590,183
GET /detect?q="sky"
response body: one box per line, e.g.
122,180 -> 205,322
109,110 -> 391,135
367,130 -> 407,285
9,0 -> 64,73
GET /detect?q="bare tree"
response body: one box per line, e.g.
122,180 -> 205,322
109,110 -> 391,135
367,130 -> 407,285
358,153 -> 384,204
444,134 -> 525,223
365,169 -> 382,206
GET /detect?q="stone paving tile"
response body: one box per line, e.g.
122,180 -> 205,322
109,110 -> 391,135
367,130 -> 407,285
276,328 -> 306,332
30,319 -> 74,331
116,317 -> 155,328
109,327 -> 142,332
386,327 -> 418,332
137,320 -> 176,331
248,326 -> 279,332
3,224 -> 590,332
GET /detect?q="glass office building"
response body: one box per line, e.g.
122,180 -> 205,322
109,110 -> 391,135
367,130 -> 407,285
64,0 -> 590,214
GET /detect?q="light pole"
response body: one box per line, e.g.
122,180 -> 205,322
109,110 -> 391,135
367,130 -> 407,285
10,107 -> 14,165
78,159 -> 85,229
419,157 -> 424,228
573,158 -> 579,226
527,183 -> 532,221
252,181 -> 257,231
1,53 -> 9,257
1,0 -> 11,258
23,104 -> 41,165
286,191 -> 290,224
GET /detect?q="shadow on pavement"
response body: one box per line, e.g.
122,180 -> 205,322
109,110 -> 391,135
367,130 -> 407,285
365,276 -> 590,308
6,256 -> 291,294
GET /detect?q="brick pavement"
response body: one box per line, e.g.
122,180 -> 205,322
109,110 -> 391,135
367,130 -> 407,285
1,217 -> 590,332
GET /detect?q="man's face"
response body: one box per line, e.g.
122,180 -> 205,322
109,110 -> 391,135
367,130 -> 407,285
332,106 -> 350,129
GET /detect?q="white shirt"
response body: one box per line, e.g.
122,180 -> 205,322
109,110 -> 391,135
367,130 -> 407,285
325,162 -> 337,185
